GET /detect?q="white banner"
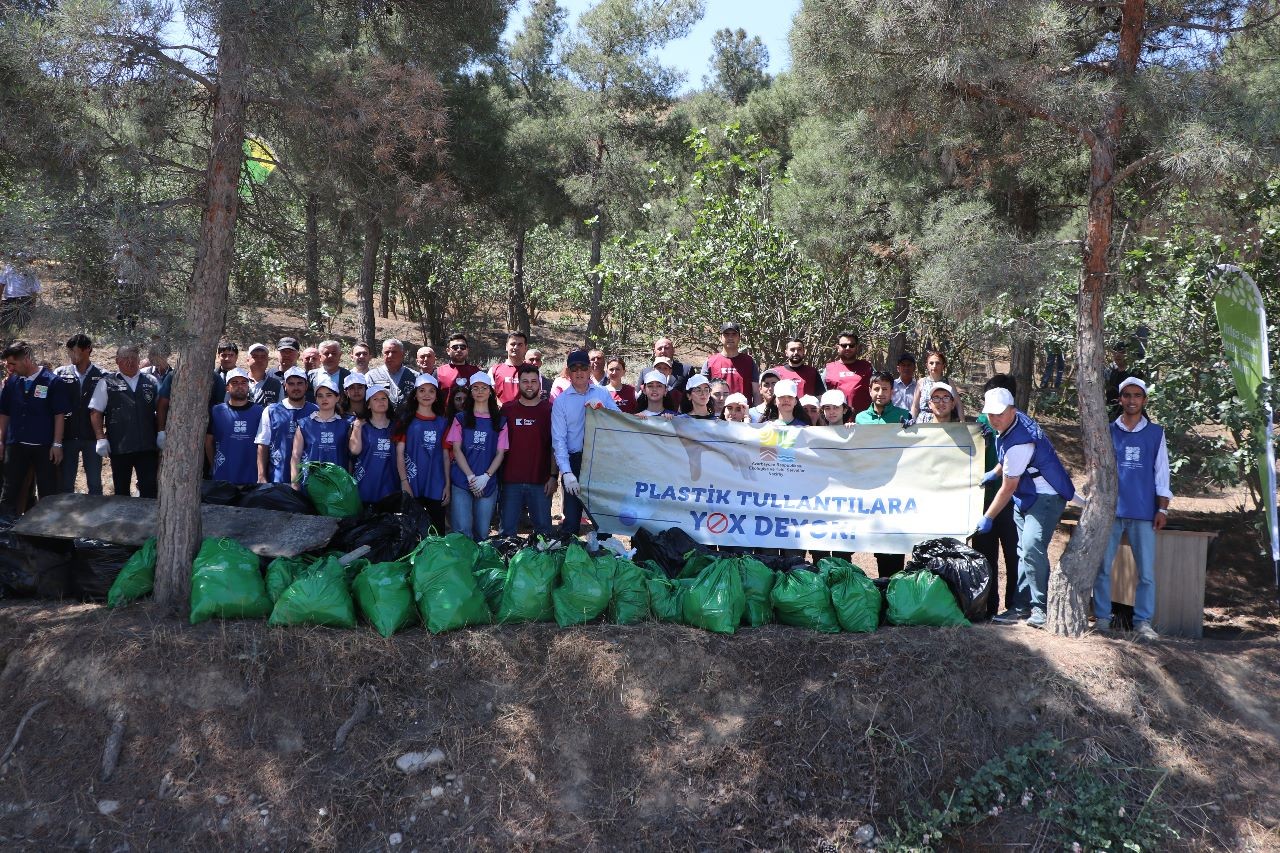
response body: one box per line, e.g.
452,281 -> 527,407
580,409 -> 985,553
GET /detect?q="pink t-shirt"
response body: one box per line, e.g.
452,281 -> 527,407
444,411 -> 510,451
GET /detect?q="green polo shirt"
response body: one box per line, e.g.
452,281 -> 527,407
854,404 -> 911,425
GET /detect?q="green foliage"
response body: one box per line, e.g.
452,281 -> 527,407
706,27 -> 769,106
883,735 -> 1178,852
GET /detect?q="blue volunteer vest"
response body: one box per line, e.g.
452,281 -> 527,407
209,402 -> 263,485
297,413 -> 350,470
996,411 -> 1075,511
403,416 -> 449,501
353,421 -> 397,503
1112,419 -> 1164,521
449,413 -> 503,498
264,401 -> 318,483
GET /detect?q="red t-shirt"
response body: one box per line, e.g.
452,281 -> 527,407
606,383 -> 637,414
771,364 -> 823,399
823,359 -> 873,413
703,352 -> 759,402
500,399 -> 554,484
491,362 -> 523,405
436,362 -> 479,394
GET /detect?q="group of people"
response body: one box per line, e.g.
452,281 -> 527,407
0,322 -> 1171,638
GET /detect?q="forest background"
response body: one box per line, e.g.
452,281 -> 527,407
2,0 -> 1280,630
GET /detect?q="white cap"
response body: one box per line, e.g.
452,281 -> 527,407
247,343 -> 269,355
224,368 -> 250,382
366,384 -> 392,401
282,367 -> 308,382
641,370 -> 667,386
928,382 -> 956,400
313,376 -> 339,396
724,392 -> 749,407
652,356 -> 673,367
800,395 -> 819,408
414,372 -> 439,388
773,379 -> 799,399
820,389 -> 846,408
343,372 -> 368,389
981,387 -> 1016,414
685,374 -> 710,391
467,371 -> 494,387
1118,376 -> 1148,394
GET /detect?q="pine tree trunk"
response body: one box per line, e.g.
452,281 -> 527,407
305,192 -> 321,329
1010,333 -> 1035,412
357,215 -> 382,347
886,266 -> 911,368
1047,0 -> 1143,636
508,228 -> 531,338
584,202 -> 604,347
379,234 -> 395,319
153,17 -> 249,613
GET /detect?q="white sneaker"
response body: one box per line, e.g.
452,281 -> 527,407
1133,622 -> 1159,641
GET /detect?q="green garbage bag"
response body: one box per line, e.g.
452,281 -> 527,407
410,534 -> 491,633
269,556 -> 357,628
472,542 -> 507,614
681,560 -> 746,635
608,558 -> 650,625
552,542 -> 614,627
352,561 -> 416,637
643,565 -> 685,623
770,569 -> 841,633
496,547 -> 561,623
819,558 -> 880,633
302,462 -> 362,518
266,554 -> 314,603
736,557 -> 776,626
885,571 -> 969,627
189,538 -> 272,625
106,537 -> 157,608
679,551 -> 717,579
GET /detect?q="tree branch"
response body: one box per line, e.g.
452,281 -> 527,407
99,35 -> 214,90
950,81 -> 1096,146
1100,150 -> 1162,193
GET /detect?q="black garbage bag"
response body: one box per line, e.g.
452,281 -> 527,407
332,511 -> 423,564
755,554 -> 816,574
484,535 -> 527,560
0,522 -> 73,598
370,492 -> 436,538
632,527 -> 710,579
201,479 -> 243,506
71,539 -> 136,601
904,537 -> 992,622
237,483 -> 315,514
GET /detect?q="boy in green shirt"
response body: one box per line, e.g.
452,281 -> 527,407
855,372 -> 911,424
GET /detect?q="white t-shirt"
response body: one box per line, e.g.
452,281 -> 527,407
1001,443 -> 1058,494
254,398 -> 307,445
88,372 -> 141,412
0,265 -> 40,299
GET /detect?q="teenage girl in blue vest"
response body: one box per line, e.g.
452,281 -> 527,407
394,373 -> 450,535
349,385 -> 397,506
290,377 -> 351,487
446,372 -> 507,540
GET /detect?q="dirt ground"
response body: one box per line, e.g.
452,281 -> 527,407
3,270 -> 1279,850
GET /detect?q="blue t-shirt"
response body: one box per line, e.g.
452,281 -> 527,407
208,402 -> 263,485
353,420 -> 397,504
0,368 -> 73,445
399,415 -> 449,501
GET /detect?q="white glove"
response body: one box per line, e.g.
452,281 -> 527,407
155,430 -> 167,451
562,472 -> 580,496
470,473 -> 490,494
95,438 -> 111,457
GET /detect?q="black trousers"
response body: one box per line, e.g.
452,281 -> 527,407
972,500 -> 1019,615
874,553 -> 905,578
0,443 -> 59,513
110,450 -> 159,499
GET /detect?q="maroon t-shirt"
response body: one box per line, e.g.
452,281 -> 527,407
606,383 -> 637,414
436,362 -> 479,395
491,362 -> 522,406
500,399 -> 553,484
703,352 -> 759,402
823,359 -> 873,413
771,364 -> 823,399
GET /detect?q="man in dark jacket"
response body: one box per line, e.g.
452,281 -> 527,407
55,333 -> 104,494
0,341 -> 72,513
88,344 -> 162,498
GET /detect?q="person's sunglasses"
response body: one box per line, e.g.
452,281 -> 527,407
449,344 -> 468,350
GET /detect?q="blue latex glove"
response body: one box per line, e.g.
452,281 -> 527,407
900,415 -> 914,427
980,469 -> 1000,486
973,516 -> 993,536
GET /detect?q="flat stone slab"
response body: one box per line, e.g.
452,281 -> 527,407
12,493 -> 338,558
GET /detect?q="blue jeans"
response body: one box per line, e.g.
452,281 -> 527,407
500,482 -> 552,537
450,487 -> 497,541
1041,350 -> 1064,388
60,438 -> 103,495
1013,493 -> 1066,612
1095,517 -> 1157,624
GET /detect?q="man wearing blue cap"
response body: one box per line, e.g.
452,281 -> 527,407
551,349 -> 619,534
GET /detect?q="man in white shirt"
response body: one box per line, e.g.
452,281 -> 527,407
0,256 -> 40,336
55,334 -> 105,494
551,349 -> 619,534
88,344 -> 163,498
892,353 -> 918,411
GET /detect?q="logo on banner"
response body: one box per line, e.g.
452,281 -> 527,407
755,424 -> 800,469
